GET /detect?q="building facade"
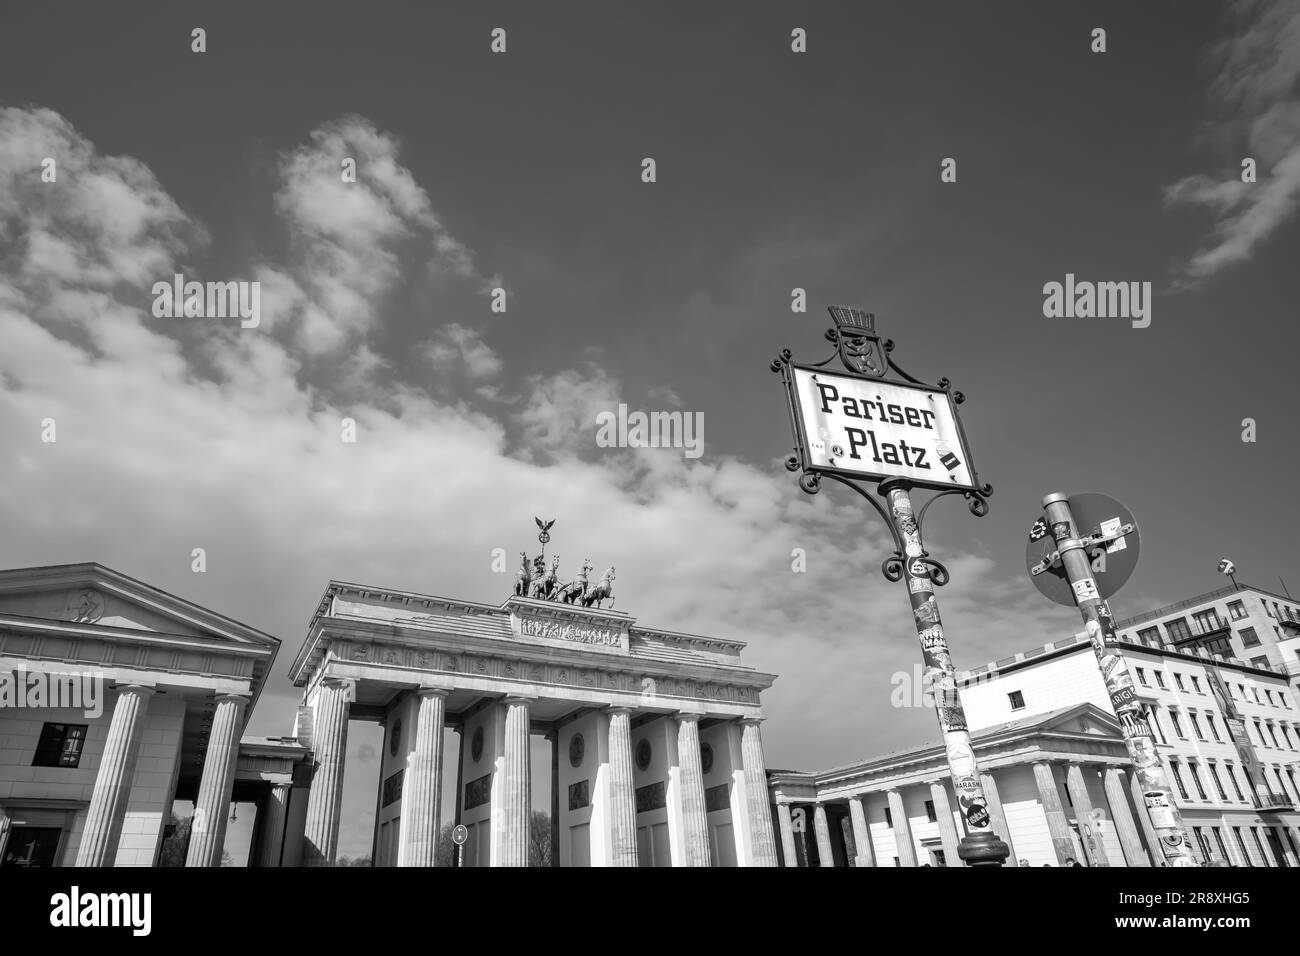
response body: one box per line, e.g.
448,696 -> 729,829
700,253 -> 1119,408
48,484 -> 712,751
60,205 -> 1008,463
0,564 -> 302,868
770,584 -> 1300,867
291,579 -> 780,867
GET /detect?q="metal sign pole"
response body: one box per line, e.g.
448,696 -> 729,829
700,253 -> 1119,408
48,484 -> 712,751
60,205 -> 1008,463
1041,492 -> 1196,867
884,483 -> 1008,866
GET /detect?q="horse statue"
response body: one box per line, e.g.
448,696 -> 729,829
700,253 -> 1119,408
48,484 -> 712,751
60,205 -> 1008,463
555,558 -> 592,604
530,554 -> 561,600
513,551 -> 531,597
581,566 -> 616,608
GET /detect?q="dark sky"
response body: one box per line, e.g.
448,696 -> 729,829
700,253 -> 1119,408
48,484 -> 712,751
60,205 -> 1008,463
2,1 -> 1297,855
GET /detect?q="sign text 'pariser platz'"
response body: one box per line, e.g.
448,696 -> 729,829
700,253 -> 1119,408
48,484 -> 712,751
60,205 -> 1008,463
790,366 -> 979,491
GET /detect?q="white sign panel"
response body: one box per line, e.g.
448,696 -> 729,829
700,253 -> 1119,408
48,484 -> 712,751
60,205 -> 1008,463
791,366 -> 978,490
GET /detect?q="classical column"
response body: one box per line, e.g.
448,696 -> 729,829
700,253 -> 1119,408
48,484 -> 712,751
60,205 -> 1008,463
1127,770 -> 1162,865
256,783 -> 292,867
398,688 -> 448,867
606,706 -> 638,867
75,684 -> 154,866
186,694 -> 249,867
980,772 -> 1018,865
1104,767 -> 1150,867
887,789 -> 918,867
302,677 -> 351,866
497,696 -> 533,867
739,718 -> 779,867
776,803 -> 799,866
1033,761 -> 1075,865
675,714 -> 710,866
848,796 -> 876,867
1065,763 -> 1108,867
547,729 -> 560,867
930,781 -> 963,867
813,804 -> 834,866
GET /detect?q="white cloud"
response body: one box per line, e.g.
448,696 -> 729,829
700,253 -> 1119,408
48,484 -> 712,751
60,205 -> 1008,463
0,106 -> 1073,857
1165,0 -> 1300,283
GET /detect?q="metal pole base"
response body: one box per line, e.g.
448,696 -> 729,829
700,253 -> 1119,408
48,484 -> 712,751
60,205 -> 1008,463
957,831 -> 1009,867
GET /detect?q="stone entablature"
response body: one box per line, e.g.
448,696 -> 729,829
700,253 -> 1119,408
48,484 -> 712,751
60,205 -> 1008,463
292,583 -> 774,714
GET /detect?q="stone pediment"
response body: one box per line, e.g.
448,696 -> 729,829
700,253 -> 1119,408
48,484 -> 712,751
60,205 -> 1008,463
0,563 -> 278,652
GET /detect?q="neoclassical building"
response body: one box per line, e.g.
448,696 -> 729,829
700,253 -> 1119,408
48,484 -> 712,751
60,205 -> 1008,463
0,560 -> 781,867
770,586 -> 1300,868
290,578 -> 780,866
0,563 -> 306,868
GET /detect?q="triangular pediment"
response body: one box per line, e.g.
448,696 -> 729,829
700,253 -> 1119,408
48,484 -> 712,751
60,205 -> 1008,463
0,563 -> 278,651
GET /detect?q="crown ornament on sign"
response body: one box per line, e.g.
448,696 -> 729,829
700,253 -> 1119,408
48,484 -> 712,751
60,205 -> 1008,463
513,518 -> 616,609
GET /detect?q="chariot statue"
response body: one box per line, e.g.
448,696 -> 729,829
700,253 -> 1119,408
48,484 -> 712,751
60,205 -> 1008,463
513,520 -> 615,609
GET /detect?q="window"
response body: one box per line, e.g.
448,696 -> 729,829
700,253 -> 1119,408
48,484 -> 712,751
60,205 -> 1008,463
1268,724 -> 1281,749
1228,600 -> 1247,620
1207,714 -> 1222,742
1233,827 -> 1254,866
1209,764 -> 1229,801
924,800 -> 937,823
1251,829 -> 1271,867
1251,656 -> 1270,669
884,807 -> 892,828
1155,671 -> 1167,689
1194,827 -> 1213,863
1136,667 -> 1148,686
1240,627 -> 1260,647
1170,711 -> 1186,738
1166,618 -> 1192,642
1213,827 -> 1230,865
1265,690 -> 1275,706
1190,714 -> 1206,741
1288,770 -> 1300,801
1282,725 -> 1295,749
1138,626 -> 1160,645
1146,705 -> 1167,745
1282,694 -> 1291,709
32,723 -> 88,768
1191,676 -> 1203,694
1188,761 -> 1208,800
1226,763 -> 1245,801
1266,603 -> 1278,619
1008,690 -> 1025,711
1255,720 -> 1266,747
1175,674 -> 1186,692
1170,760 -> 1190,800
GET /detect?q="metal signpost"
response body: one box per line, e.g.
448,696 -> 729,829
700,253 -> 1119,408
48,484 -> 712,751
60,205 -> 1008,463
772,306 -> 1008,866
1026,492 -> 1197,867
452,823 -> 468,868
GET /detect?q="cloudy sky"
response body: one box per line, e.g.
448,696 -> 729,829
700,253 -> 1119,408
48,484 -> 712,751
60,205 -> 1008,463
2,1 -> 1298,859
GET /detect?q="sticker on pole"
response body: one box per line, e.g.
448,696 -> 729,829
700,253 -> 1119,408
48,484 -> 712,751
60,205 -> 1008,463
1025,493 -> 1141,607
452,824 -> 469,846
1143,792 -> 1175,828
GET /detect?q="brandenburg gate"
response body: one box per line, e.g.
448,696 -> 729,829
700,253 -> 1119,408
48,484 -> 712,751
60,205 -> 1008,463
287,524 -> 780,866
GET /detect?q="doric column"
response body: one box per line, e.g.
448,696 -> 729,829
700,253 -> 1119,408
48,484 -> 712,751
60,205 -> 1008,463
980,772 -> 1018,865
813,804 -> 834,866
494,696 -> 533,867
848,796 -> 876,867
186,693 -> 249,867
302,677 -> 351,866
1033,761 -> 1075,865
776,803 -> 799,866
75,684 -> 154,866
257,783 -> 292,867
675,714 -> 710,866
398,688 -> 448,867
1065,763 -> 1107,867
606,706 -> 638,867
546,729 -> 560,867
1104,767 -> 1150,867
739,718 -> 779,867
1127,770 -> 1162,864
887,789 -> 918,867
930,781 -> 963,867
